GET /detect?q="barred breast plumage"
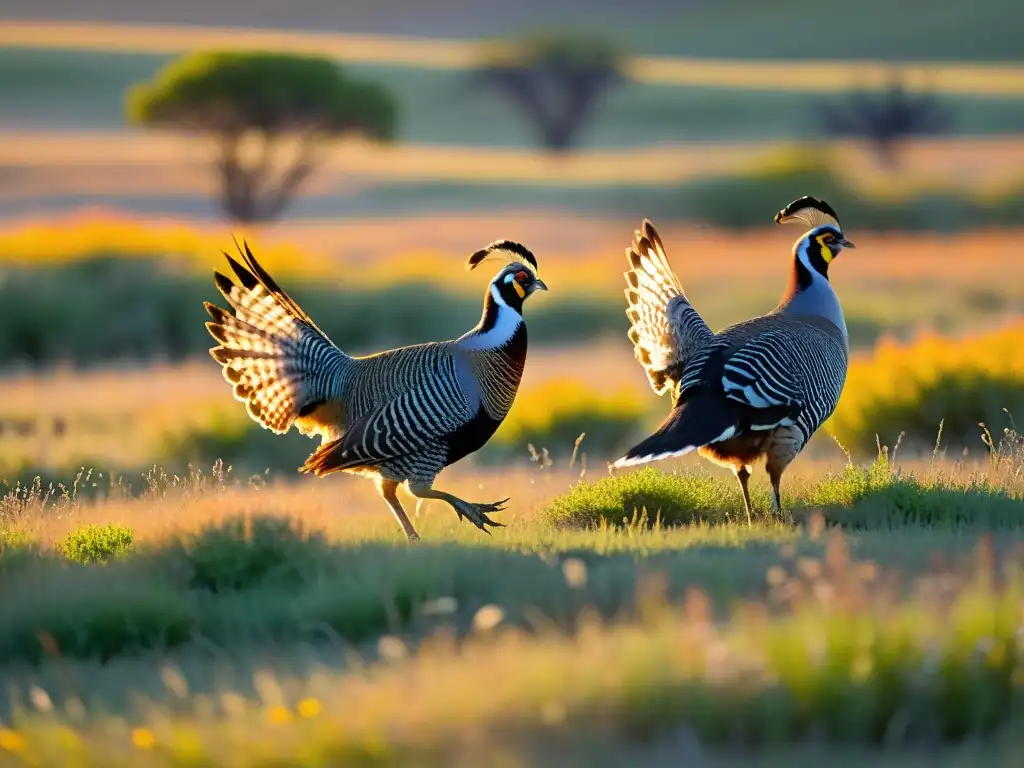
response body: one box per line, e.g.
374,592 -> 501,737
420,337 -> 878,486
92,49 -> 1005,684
613,196 -> 856,523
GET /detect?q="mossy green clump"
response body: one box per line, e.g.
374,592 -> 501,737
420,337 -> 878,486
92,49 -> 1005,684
59,523 -> 134,564
544,467 -> 751,529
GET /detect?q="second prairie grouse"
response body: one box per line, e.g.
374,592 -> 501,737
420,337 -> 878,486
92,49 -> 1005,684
612,196 -> 855,523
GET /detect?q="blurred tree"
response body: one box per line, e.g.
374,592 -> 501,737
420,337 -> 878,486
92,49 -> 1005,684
814,72 -> 952,169
471,33 -> 625,153
127,51 -> 396,223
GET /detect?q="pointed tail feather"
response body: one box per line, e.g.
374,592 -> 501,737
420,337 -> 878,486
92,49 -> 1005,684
612,399 -> 738,469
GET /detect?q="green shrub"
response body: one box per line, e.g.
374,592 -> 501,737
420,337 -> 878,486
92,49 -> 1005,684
160,515 -> 332,593
0,257 -> 623,367
59,523 -> 134,564
828,324 -> 1024,455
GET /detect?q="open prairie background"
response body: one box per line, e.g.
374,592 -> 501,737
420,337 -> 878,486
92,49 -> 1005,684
3,1 -> 1024,764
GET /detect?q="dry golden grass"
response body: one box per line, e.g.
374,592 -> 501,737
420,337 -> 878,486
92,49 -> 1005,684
9,463 -> 573,547
3,132 -> 1023,194
0,345 -> 654,474
0,360 -> 225,471
6,443 -> 1006,550
2,455 -> 1024,765
3,206 -> 1024,307
4,20 -> 1024,95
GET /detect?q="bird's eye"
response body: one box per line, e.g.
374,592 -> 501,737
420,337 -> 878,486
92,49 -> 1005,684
821,233 -> 835,245
515,270 -> 530,282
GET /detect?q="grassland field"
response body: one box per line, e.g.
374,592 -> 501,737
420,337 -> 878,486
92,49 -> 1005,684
3,8 -> 1024,763
3,446 -> 1024,764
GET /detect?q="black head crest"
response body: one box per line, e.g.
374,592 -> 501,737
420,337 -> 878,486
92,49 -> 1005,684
774,196 -> 842,230
466,240 -> 539,274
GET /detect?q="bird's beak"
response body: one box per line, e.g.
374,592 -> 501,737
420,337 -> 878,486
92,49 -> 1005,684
532,279 -> 549,292
839,238 -> 856,249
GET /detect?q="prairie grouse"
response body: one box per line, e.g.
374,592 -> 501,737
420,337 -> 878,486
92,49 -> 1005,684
204,239 -> 547,540
613,196 -> 854,523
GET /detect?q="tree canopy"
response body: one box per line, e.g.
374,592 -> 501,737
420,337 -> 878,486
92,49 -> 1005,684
472,32 -> 625,153
127,51 -> 397,222
814,72 -> 951,169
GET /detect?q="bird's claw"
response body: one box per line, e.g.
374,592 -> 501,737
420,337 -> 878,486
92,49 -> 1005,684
455,498 -> 508,533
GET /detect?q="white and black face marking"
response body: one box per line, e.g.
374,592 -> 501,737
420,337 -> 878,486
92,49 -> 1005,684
490,264 -> 547,310
795,224 -> 854,280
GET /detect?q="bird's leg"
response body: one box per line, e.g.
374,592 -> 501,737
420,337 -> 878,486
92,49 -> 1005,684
407,482 -> 506,534
376,477 -> 420,541
414,497 -> 427,519
735,465 -> 754,527
766,435 -> 798,518
766,457 -> 793,516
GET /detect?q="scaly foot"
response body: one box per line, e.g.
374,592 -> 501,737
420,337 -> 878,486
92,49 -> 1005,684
452,497 -> 508,534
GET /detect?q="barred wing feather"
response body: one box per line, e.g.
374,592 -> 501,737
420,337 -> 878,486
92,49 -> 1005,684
624,220 -> 712,396
205,241 -> 350,435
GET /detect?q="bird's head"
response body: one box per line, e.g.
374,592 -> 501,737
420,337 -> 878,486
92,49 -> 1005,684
774,196 -> 855,278
466,240 -> 548,310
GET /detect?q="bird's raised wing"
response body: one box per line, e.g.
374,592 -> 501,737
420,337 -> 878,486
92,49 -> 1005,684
205,240 -> 350,434
624,220 -> 713,396
681,321 -> 806,431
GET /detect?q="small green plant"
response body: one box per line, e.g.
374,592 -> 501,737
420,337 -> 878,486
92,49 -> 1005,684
59,523 -> 134,564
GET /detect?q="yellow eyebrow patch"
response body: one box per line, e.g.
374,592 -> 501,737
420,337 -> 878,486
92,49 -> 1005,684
513,281 -> 526,298
816,235 -> 834,263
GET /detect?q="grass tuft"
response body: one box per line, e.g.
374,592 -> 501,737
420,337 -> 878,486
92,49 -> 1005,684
544,467 -> 747,529
156,515 -> 333,594
806,457 -> 1024,529
546,456 -> 1024,531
